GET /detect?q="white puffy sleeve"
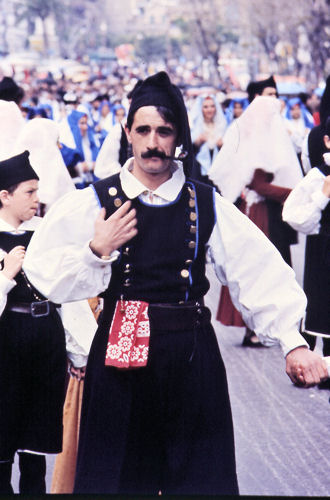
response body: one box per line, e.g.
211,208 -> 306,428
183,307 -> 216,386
282,168 -> 329,235
24,187 -> 117,304
208,193 -> 308,357
0,265 -> 16,318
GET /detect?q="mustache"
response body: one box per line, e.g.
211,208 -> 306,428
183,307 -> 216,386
141,149 -> 168,159
141,149 -> 188,161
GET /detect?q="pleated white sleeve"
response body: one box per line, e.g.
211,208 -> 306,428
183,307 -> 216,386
24,186 -> 117,304
208,193 -> 308,357
282,168 -> 329,235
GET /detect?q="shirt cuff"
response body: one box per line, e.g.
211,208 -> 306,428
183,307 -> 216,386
84,240 -> 119,266
0,272 -> 16,294
279,329 -> 309,358
311,190 -> 330,210
67,352 -> 88,368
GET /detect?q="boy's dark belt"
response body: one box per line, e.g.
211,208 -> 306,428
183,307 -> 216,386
6,300 -> 60,317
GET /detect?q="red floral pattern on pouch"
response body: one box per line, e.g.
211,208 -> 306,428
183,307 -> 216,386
105,300 -> 150,368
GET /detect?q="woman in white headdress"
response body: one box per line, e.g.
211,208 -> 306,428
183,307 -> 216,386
12,117 -> 75,213
0,100 -> 25,160
190,94 -> 227,183
208,96 -> 303,346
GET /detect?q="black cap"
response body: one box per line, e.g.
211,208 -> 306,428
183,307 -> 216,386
127,71 -> 193,176
0,76 -> 24,104
247,76 -> 277,103
0,151 -> 39,190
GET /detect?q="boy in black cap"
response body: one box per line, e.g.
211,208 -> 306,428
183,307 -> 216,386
24,72 -> 328,495
0,151 -> 67,494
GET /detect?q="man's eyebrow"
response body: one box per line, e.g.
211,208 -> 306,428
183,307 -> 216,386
157,125 -> 175,132
135,125 -> 150,131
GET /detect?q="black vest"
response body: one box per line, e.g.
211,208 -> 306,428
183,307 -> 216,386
92,174 -> 216,303
0,231 -> 45,303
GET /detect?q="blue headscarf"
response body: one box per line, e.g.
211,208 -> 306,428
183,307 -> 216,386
67,109 -> 99,161
111,103 -> 126,125
286,97 -> 314,129
225,97 -> 249,124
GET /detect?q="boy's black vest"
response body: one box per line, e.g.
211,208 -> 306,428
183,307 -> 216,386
0,231 -> 45,304
93,173 -> 216,304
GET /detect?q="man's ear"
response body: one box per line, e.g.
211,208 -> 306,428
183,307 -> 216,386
125,125 -> 132,144
0,190 -> 10,206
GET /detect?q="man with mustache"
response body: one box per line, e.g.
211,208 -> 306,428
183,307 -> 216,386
24,72 -> 328,495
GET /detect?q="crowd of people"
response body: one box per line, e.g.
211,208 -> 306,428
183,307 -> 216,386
0,61 -> 329,495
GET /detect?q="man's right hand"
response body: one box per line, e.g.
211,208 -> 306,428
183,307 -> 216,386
89,200 -> 138,258
2,245 -> 25,280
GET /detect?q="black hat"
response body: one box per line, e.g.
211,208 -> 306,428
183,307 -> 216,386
127,71 -> 193,176
0,76 -> 24,104
0,151 -> 39,191
247,75 -> 277,103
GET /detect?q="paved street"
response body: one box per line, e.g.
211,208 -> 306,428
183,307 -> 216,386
205,262 -> 330,497
12,260 -> 330,496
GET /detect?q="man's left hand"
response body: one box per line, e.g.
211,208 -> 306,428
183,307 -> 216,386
69,363 -> 86,381
286,346 -> 328,387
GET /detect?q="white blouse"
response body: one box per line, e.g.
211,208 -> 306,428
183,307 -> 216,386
24,159 -> 309,357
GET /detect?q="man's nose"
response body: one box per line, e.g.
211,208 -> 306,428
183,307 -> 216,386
146,131 -> 158,149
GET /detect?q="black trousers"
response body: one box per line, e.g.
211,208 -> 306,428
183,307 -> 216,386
0,453 -> 46,494
74,302 -> 239,495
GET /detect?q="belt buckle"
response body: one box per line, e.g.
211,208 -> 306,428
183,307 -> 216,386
31,300 -> 50,318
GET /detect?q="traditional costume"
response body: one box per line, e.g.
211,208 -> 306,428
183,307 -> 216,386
0,152 -> 66,494
24,73 -> 308,495
190,94 -> 227,181
59,109 -> 99,188
283,152 -> 330,355
208,96 -> 302,328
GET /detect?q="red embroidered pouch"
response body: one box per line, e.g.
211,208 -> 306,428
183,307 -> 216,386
105,300 -> 150,368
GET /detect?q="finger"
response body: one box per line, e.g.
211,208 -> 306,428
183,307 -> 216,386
303,366 -> 320,386
121,210 -> 137,227
107,200 -> 132,220
124,218 -> 138,232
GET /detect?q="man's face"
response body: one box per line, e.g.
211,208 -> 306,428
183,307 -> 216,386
6,179 -> 39,224
261,87 -> 277,98
126,106 -> 178,179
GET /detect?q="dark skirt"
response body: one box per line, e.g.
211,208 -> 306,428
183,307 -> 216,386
74,301 -> 238,495
0,309 -> 67,460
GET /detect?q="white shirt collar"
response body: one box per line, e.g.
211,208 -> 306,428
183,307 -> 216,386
0,215 -> 41,233
119,158 -> 186,202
